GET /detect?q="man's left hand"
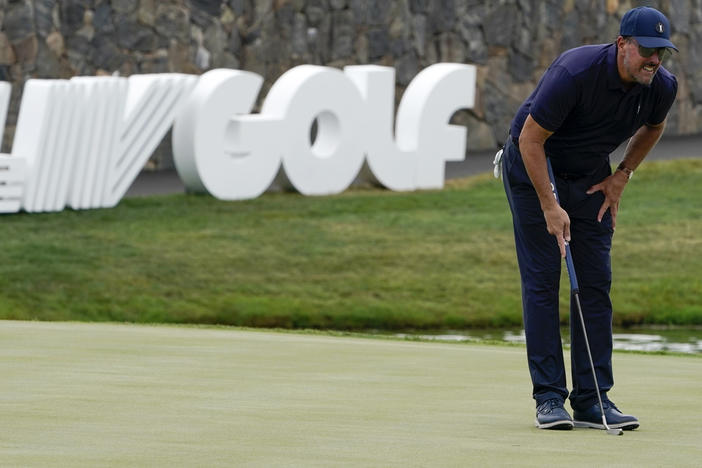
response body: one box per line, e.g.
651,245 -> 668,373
586,171 -> 629,228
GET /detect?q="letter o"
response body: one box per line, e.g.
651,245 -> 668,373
262,65 -> 365,196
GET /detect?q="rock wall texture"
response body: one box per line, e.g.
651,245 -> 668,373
1,0 -> 700,168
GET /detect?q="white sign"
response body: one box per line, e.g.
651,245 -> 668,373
0,75 -> 197,212
0,63 -> 476,214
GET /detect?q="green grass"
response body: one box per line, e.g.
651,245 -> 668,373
1,159 -> 701,329
1,321 -> 701,467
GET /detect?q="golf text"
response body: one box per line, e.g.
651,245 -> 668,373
0,63 -> 476,214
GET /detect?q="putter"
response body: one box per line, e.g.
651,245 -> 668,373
546,159 -> 624,436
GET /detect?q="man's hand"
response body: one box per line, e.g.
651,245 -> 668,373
586,170 -> 629,228
589,121 -> 666,228
543,204 -> 571,258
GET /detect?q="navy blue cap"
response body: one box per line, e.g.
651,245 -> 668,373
620,6 -> 678,51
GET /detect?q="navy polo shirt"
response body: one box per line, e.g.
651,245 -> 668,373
510,43 -> 677,175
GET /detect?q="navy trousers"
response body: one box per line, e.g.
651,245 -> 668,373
501,138 -> 615,410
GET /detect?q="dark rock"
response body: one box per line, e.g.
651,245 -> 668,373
115,16 -> 156,51
111,0 -> 138,15
290,12 -> 307,58
190,0 -> 223,17
229,0 -> 245,16
458,1 -> 485,27
692,0 -> 702,24
92,3 -> 114,34
229,23 -> 242,54
65,33 -> 91,58
348,0 -> 367,25
137,49 -> 170,73
204,20 -> 229,65
0,32 -> 15,64
573,0 -> 606,44
408,0 -> 429,14
329,0 -> 345,10
154,4 -> 190,42
190,0 -> 220,27
508,48 -> 534,83
34,39 -> 61,77
514,27 -> 536,63
664,99 -> 679,134
689,70 -> 702,106
261,12 -> 286,63
367,28 -> 388,60
0,65 -> 11,82
516,0 -> 533,19
395,50 -> 418,85
366,0 -> 391,27
11,35 -> 38,65
4,0 -> 35,43
67,48 -> 90,74
482,79 -> 520,144
274,2 -> 295,39
463,110 -> 497,151
437,32 -> 464,62
427,0 -> 455,32
412,14 -> 426,57
316,11 -> 332,63
560,9 -> 580,52
60,0 -> 86,33
331,10 -> 354,60
688,25 -> 702,72
242,24 -> 260,44
668,0 -> 690,35
483,3 -> 515,48
305,0 -> 326,27
389,36 -> 408,57
242,37 -> 265,75
34,0 -> 57,37
459,19 -> 487,64
536,0 -> 562,35
91,35 -> 125,71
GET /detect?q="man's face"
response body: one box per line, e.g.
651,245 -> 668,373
618,37 -> 668,86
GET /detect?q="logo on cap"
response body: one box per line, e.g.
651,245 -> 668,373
656,22 -> 664,34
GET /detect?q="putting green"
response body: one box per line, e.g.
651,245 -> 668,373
1,321 -> 700,467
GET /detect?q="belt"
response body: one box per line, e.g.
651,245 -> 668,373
555,172 -> 584,180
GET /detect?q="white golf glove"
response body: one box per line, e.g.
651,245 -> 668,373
493,148 -> 504,179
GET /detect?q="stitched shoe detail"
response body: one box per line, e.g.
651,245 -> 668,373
535,399 -> 574,430
573,400 -> 639,430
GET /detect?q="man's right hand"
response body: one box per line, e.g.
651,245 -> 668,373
543,204 -> 571,258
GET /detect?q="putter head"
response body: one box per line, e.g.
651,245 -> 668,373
602,416 -> 624,435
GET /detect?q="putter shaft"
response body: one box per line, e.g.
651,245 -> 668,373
573,292 -> 623,436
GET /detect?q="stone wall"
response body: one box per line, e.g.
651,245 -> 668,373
1,0 -> 700,168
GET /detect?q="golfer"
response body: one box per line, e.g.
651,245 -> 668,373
501,6 -> 677,430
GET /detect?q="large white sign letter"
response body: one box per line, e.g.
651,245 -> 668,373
262,65 -> 366,196
396,63 -> 476,189
173,69 -> 282,200
344,65 -> 417,191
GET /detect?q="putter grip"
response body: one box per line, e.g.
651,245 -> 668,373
546,158 -> 580,295
564,244 -> 579,294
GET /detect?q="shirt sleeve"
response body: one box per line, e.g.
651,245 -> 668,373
647,73 -> 678,126
529,65 -> 578,132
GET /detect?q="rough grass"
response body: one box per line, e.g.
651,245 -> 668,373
0,159 -> 700,330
